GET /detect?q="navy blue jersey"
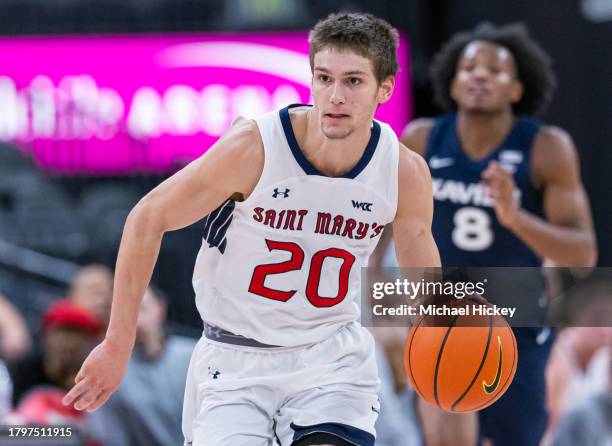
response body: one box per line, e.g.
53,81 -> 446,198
426,113 -> 544,267
425,114 -> 552,445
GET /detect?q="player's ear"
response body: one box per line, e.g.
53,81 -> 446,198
377,76 -> 395,104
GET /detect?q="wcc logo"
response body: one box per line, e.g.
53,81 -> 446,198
352,200 -> 373,212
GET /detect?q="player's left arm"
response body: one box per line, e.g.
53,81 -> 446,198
483,126 -> 597,267
393,144 -> 441,268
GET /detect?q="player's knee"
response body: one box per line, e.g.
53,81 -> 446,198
292,432 -> 353,446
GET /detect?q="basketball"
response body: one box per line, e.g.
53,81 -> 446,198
404,301 -> 518,413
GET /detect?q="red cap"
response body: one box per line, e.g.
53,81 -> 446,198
43,299 -> 101,338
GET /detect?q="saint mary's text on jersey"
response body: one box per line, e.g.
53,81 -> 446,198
252,207 -> 384,240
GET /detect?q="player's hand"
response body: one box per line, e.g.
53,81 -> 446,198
482,161 -> 519,228
62,339 -> 131,412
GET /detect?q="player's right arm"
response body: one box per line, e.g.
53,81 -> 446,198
62,117 -> 264,412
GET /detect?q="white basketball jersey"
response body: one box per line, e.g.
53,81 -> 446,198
192,105 -> 399,347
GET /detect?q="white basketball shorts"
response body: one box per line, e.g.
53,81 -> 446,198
182,322 -> 380,446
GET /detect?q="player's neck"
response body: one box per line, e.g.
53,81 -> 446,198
456,108 -> 515,159
294,108 -> 373,177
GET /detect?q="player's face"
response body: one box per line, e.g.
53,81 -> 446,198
71,271 -> 113,326
311,47 -> 394,139
44,327 -> 96,387
450,41 -> 523,115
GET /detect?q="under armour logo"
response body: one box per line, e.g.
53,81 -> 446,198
352,200 -> 373,212
204,325 -> 221,338
272,188 -> 290,198
207,366 -> 221,379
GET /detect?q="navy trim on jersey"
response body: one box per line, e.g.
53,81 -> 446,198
201,199 -> 235,253
426,113 -> 541,167
279,104 -> 381,179
291,422 -> 374,446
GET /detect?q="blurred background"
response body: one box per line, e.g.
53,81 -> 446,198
0,0 -> 610,444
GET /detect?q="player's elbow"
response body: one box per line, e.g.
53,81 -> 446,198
125,198 -> 166,235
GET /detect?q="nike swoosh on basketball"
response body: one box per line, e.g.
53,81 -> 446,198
429,157 -> 454,169
482,336 -> 503,394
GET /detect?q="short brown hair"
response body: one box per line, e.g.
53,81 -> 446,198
309,12 -> 400,84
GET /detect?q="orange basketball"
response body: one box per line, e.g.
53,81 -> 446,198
404,302 -> 517,413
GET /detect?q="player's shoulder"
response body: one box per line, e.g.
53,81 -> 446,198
188,115 -> 264,198
213,116 -> 264,164
535,125 -> 575,149
533,125 -> 578,166
398,142 -> 431,190
532,125 -> 580,183
400,118 -> 436,156
394,142 -> 433,220
226,116 -> 264,147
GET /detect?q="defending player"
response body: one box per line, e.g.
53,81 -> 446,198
62,13 -> 441,446
401,23 -> 597,446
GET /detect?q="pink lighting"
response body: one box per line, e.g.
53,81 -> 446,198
0,33 -> 411,174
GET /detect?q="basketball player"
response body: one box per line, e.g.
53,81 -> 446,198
400,23 -> 597,446
62,13 -> 441,446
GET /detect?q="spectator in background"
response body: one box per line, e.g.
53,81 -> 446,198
547,327 -> 612,427
11,387 -> 86,428
68,264 -> 114,330
87,287 -> 195,446
545,277 -> 612,443
0,359 -> 12,422
0,294 -> 32,363
9,299 -> 100,406
549,345 -> 612,446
